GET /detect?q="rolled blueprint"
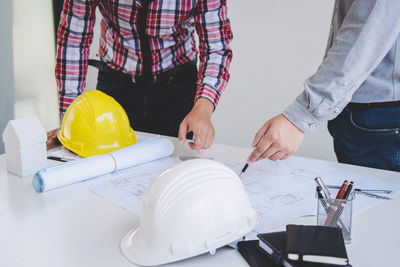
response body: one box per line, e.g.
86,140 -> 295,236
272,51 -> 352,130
33,136 -> 174,193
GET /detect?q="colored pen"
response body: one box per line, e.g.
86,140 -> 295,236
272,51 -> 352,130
317,187 -> 350,239
329,182 -> 355,227
342,181 -> 355,200
324,180 -> 349,226
336,180 -> 349,199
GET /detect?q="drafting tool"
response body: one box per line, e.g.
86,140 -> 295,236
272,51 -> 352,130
329,182 -> 355,227
316,186 -> 351,239
179,156 -> 214,161
356,191 -> 392,200
324,180 -> 348,226
240,134 -> 266,177
327,185 -> 392,199
47,156 -> 69,162
315,177 -> 332,198
239,163 -> 249,177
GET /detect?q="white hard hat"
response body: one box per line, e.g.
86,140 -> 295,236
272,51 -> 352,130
121,159 -> 258,266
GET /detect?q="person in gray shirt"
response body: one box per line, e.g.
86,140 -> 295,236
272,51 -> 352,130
247,0 -> 400,171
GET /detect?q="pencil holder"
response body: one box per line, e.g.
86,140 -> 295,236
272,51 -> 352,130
316,187 -> 355,244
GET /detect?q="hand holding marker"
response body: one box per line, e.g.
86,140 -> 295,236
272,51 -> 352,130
239,135 -> 265,177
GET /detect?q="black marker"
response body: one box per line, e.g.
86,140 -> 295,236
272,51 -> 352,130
47,156 -> 68,162
239,163 -> 249,177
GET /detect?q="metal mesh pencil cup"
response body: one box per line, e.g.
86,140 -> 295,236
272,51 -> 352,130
316,187 -> 355,244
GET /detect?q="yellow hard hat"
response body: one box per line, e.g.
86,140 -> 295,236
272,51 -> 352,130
57,90 -> 137,157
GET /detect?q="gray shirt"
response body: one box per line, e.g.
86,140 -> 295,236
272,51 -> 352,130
283,0 -> 400,133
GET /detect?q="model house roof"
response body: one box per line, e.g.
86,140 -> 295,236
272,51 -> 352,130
2,116 -> 46,147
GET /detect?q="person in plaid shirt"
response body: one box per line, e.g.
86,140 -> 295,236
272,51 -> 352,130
47,0 -> 232,154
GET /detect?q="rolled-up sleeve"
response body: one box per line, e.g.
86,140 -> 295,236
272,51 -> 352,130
283,0 -> 400,133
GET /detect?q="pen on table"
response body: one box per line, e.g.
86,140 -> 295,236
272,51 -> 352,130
47,156 -> 69,162
239,163 -> 249,177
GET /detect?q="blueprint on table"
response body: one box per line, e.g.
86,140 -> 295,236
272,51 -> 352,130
83,156 -> 400,233
226,157 -> 400,232
83,156 -> 181,216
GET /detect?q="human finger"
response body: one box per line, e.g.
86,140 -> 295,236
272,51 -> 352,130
280,154 -> 291,161
193,134 -> 204,154
46,128 -> 60,150
188,140 -> 203,154
178,119 -> 189,145
247,136 -> 273,164
203,126 -> 215,149
257,142 -> 280,161
251,121 -> 271,147
268,150 -> 287,161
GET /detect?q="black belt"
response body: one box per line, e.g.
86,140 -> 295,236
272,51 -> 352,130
88,59 -> 196,85
349,100 -> 400,109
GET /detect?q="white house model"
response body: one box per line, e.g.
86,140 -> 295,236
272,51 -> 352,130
2,116 -> 47,177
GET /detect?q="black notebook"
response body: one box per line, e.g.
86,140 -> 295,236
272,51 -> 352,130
237,240 -> 280,267
285,225 -> 349,266
257,231 -> 294,267
238,237 -> 350,267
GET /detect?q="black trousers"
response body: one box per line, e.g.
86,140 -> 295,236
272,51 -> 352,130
96,62 -> 197,138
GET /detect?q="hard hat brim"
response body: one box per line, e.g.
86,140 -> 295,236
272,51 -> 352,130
120,217 -> 259,266
57,127 -> 136,158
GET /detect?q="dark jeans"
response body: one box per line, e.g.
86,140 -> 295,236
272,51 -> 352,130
328,103 -> 400,171
96,62 -> 197,138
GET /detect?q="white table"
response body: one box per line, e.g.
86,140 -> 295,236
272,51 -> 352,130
1,137 -> 399,267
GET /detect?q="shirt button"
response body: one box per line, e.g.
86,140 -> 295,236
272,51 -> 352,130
308,123 -> 315,129
334,108 -> 339,113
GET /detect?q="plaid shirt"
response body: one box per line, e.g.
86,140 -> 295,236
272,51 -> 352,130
56,0 -> 233,113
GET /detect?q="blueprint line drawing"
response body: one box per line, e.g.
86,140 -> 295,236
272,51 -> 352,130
83,156 -> 400,233
83,156 -> 181,216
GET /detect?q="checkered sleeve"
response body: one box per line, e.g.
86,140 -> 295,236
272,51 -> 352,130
55,0 -> 99,114
194,0 -> 233,108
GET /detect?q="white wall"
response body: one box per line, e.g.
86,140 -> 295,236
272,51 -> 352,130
13,0 -> 59,131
